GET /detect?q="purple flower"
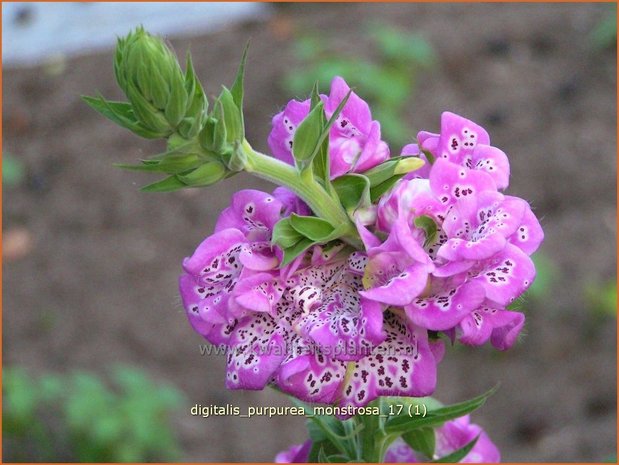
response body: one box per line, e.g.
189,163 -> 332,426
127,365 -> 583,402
275,310 -> 442,409
384,415 -> 500,463
417,112 -> 510,189
405,278 -> 486,332
268,99 -> 312,166
400,143 -> 432,180
359,219 -> 435,307
179,189 -> 302,345
268,76 -> 389,178
376,178 -> 447,234
429,158 -> 497,207
324,77 -> 390,177
179,228 -> 245,345
269,258 -> 442,407
437,191 -> 530,262
275,441 -> 312,463
434,415 -> 501,463
457,302 -> 525,351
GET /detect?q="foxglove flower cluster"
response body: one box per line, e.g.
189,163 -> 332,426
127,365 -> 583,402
180,80 -> 543,411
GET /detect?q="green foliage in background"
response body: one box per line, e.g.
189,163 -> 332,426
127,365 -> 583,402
585,279 -> 617,319
526,253 -> 556,300
589,4 -> 617,50
3,152 -> 25,188
3,366 -> 185,462
284,23 -> 436,147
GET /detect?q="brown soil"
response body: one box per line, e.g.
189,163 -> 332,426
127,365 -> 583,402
3,3 -> 616,462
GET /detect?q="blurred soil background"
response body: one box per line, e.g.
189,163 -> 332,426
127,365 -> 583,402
3,3 -> 617,462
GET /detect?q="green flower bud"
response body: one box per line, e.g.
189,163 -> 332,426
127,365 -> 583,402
114,27 -> 189,136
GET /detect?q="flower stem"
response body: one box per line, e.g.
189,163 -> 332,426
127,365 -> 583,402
241,140 -> 363,248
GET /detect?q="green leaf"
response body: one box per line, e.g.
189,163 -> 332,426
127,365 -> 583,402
82,96 -> 162,139
324,453 -> 349,463
384,386 -> 498,434
272,218 -> 303,249
219,87 -> 243,143
303,403 -> 353,459
311,106 -> 330,186
309,441 -> 342,463
422,149 -> 436,165
402,427 -> 435,459
140,175 -> 187,192
292,102 -> 324,170
183,53 -> 208,135
431,436 -> 479,463
281,237 -> 315,266
177,161 -> 227,187
414,215 -> 438,248
332,174 -> 371,212
211,100 -> 229,151
362,158 -> 401,186
289,214 -> 335,241
310,81 -> 321,109
369,174 -> 405,202
230,42 -> 249,125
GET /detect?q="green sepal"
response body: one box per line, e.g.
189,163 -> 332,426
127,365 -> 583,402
384,386 -> 498,435
199,116 -> 226,153
431,436 -> 479,463
363,158 -> 401,186
164,74 -> 189,128
113,35 -> 128,92
126,80 -> 171,135
140,175 -> 187,192
176,161 -> 227,187
414,215 -> 438,248
176,117 -> 196,139
332,173 -> 371,213
221,141 -> 247,172
145,61 -> 170,111
402,427 -> 435,459
272,218 -> 303,249
219,87 -> 243,143
364,156 -> 425,186
281,237 -> 315,267
114,152 -> 202,174
369,174 -> 405,202
292,102 -> 324,171
289,213 -> 335,241
82,96 -> 161,139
